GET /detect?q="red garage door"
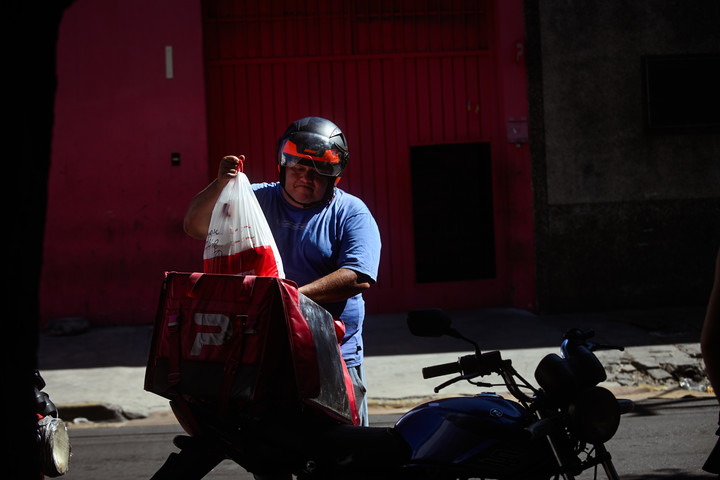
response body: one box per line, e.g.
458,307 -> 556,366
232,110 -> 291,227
202,0 -> 536,313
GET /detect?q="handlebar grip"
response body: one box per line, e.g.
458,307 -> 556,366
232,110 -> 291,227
422,361 -> 461,379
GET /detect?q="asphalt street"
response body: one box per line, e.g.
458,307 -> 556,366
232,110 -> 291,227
54,399 -> 720,480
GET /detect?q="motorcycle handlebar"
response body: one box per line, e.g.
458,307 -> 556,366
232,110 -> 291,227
422,351 -> 504,379
422,361 -> 461,379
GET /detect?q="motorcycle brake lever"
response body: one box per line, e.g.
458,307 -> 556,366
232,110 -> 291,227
433,373 -> 485,393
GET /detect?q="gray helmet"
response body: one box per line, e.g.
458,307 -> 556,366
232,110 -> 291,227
276,116 -> 349,207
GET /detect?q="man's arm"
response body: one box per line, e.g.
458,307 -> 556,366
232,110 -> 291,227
183,155 -> 243,240
299,268 -> 372,304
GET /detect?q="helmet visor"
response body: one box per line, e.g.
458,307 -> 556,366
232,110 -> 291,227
278,134 -> 343,177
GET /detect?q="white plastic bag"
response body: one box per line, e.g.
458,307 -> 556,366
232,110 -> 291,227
203,171 -> 284,277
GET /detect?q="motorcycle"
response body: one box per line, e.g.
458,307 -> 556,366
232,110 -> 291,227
151,308 -> 633,480
34,370 -> 71,478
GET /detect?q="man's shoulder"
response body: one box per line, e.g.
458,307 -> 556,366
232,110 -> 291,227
330,190 -> 372,221
252,181 -> 280,199
333,188 -> 369,211
252,181 -> 279,192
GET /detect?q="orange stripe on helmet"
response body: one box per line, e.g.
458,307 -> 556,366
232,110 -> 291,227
283,139 -> 340,164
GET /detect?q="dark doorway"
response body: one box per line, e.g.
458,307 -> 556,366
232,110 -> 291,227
643,54 -> 720,132
411,143 -> 496,283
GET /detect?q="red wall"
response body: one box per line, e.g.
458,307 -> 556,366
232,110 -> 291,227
41,0 -> 536,326
40,0 -> 209,325
202,0 -> 536,313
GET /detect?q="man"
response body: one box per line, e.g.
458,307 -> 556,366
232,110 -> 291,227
184,116 -> 381,426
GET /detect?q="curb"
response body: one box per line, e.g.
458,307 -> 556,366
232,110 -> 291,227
58,403 -> 145,425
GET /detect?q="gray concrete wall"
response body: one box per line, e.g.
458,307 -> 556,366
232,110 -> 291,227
525,0 -> 720,312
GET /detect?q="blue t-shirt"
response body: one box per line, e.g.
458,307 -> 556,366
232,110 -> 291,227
252,182 -> 381,366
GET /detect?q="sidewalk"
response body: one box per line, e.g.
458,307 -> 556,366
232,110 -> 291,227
36,306 -> 714,425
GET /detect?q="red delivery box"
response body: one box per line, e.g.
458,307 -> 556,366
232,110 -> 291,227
144,272 -> 358,425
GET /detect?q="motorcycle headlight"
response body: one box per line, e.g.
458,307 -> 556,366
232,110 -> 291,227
567,386 -> 620,445
37,416 -> 71,476
534,353 -> 577,401
567,346 -> 607,389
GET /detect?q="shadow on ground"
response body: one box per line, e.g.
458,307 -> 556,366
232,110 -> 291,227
363,306 -> 706,356
37,306 -> 706,370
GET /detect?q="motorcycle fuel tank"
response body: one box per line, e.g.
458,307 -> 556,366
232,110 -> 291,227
395,394 -> 539,477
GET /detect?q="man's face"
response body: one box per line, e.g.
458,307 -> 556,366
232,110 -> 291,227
282,163 -> 332,207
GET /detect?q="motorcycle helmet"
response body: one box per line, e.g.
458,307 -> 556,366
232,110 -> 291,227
276,116 -> 349,207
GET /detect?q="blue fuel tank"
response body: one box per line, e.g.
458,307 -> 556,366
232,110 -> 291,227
395,394 -> 545,478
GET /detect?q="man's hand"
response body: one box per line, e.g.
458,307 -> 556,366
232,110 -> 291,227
299,268 -> 372,304
218,155 -> 243,185
183,154 -> 245,240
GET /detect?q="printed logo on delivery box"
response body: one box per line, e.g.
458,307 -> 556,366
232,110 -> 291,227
177,312 -> 257,360
190,313 -> 232,356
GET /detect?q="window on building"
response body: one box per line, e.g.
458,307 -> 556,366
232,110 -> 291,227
643,54 -> 720,133
410,142 -> 496,283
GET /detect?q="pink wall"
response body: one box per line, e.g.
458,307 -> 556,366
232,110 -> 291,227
41,0 -> 209,325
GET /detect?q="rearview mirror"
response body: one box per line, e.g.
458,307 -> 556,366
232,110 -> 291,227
407,309 -> 453,337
